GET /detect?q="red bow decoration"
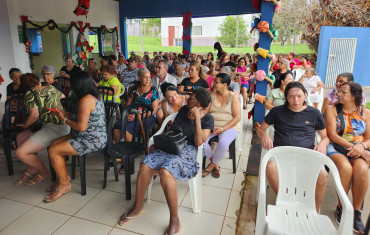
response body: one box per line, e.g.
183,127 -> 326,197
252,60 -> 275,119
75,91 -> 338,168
25,41 -> 32,53
78,42 -> 82,47
86,23 -> 90,29
71,21 -> 76,26
115,26 -> 118,31
20,15 -> 29,23
78,21 -> 83,28
116,43 -> 120,51
74,0 -> 90,16
182,35 -> 191,41
182,49 -> 190,55
101,25 -> 107,31
182,12 -> 191,29
87,46 -> 93,53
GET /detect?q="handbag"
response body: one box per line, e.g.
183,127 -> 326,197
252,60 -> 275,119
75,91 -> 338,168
29,90 -> 43,132
154,127 -> 188,155
332,104 -> 349,155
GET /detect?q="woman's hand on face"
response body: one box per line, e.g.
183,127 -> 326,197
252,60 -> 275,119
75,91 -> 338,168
54,108 -> 66,120
190,107 -> 202,119
127,114 -> 135,122
347,144 -> 365,158
262,135 -> 273,150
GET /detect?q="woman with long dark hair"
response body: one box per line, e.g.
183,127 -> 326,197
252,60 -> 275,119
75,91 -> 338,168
46,71 -> 107,202
325,82 -> 369,234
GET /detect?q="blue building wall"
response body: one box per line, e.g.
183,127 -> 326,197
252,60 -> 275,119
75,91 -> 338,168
316,26 -> 370,87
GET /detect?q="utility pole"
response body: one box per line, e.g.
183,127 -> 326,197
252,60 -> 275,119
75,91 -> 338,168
140,19 -> 143,53
235,15 -> 239,53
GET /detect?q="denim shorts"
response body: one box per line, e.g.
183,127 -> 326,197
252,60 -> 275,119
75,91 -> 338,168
326,143 -> 354,162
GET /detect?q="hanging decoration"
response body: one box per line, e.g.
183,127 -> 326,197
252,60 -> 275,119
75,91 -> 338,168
20,15 -> 119,70
75,33 -> 93,70
182,11 -> 192,58
74,0 -> 91,16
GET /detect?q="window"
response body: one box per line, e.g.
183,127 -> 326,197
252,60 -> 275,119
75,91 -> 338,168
88,30 -> 100,54
28,28 -> 43,55
192,26 -> 202,36
102,32 -> 113,54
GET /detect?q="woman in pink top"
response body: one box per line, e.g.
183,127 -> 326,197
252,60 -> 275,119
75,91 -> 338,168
236,57 -> 251,109
286,52 -> 300,70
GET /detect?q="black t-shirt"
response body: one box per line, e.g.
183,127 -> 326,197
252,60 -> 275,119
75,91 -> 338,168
172,106 -> 214,145
180,78 -> 209,92
6,83 -> 25,97
60,65 -> 82,77
264,105 -> 325,149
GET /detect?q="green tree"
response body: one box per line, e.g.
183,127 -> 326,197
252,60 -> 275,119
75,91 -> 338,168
217,16 -> 250,47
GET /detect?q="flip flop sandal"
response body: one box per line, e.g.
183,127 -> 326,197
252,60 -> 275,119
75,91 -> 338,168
15,172 -> 37,185
212,167 -> 221,178
24,174 -> 50,186
44,185 -> 72,203
118,208 -> 146,226
202,168 -> 212,178
45,176 -> 72,192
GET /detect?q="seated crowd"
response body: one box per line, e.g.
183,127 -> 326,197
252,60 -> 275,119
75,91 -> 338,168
2,43 -> 368,234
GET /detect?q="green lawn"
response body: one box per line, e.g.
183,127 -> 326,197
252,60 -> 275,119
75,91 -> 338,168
127,36 -> 313,55
366,102 -> 370,110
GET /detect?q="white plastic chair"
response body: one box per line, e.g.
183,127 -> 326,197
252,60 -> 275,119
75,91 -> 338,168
145,113 -> 203,213
113,83 -> 125,103
293,68 -> 306,81
238,94 -> 243,151
307,87 -> 324,110
255,146 -> 353,235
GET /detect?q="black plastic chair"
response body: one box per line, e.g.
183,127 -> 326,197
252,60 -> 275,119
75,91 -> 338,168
104,103 -> 153,200
55,77 -> 71,97
49,102 -> 118,196
202,136 -> 236,174
3,95 -> 26,175
98,86 -> 115,103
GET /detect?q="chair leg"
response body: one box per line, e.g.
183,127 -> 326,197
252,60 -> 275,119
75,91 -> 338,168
79,155 -> 86,196
4,137 -> 14,176
202,156 -> 206,169
130,159 -> 135,175
113,159 -> 119,182
71,155 -> 76,179
188,174 -> 202,213
49,158 -> 57,181
103,154 -> 109,188
124,157 -> 131,200
230,140 -> 236,174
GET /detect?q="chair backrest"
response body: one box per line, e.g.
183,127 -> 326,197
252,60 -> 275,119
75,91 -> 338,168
120,103 -> 154,144
104,102 -> 118,150
98,86 -> 115,103
55,77 -> 71,96
261,146 -> 336,211
4,95 -> 26,133
60,97 -> 78,114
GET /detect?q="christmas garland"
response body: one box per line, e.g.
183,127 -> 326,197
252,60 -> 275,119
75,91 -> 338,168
20,15 -> 119,70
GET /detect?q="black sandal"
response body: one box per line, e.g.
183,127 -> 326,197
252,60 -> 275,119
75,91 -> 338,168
212,166 -> 221,178
202,168 -> 212,178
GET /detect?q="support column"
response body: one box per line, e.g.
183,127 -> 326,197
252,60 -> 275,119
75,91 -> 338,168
182,12 -> 192,59
119,17 -> 128,59
254,2 -> 275,124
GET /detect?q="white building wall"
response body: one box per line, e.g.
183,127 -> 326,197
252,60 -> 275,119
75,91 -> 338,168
0,0 -> 119,98
161,15 -> 257,46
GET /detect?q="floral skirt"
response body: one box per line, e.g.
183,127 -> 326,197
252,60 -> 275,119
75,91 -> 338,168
142,144 -> 199,181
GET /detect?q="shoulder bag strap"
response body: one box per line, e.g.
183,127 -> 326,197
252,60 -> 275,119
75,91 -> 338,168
336,104 -> 345,137
30,90 -> 43,114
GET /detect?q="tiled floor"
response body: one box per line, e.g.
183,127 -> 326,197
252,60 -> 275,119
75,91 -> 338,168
0,114 -> 252,235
